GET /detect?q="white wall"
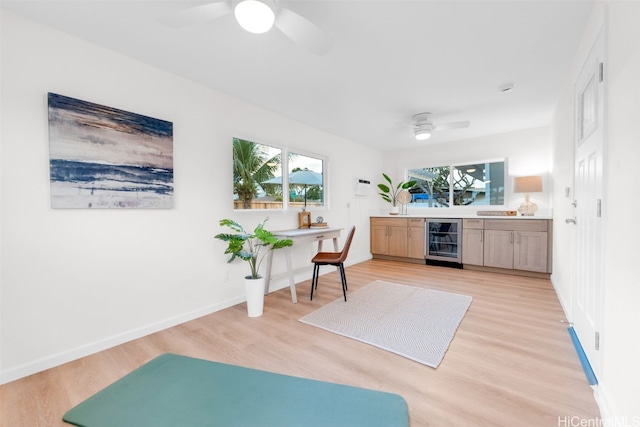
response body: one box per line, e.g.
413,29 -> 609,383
380,127 -> 553,214
601,1 -> 640,419
0,11 -> 381,383
550,2 -> 640,420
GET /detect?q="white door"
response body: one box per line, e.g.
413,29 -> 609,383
571,29 -> 605,377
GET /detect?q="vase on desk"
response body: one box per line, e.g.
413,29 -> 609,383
244,276 -> 265,317
389,206 -> 399,215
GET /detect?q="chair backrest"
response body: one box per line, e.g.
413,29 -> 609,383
336,226 -> 356,263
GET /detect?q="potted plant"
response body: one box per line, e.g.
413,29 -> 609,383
215,218 -> 293,317
377,173 -> 417,215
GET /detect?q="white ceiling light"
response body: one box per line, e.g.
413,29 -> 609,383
415,130 -> 431,140
234,0 -> 275,34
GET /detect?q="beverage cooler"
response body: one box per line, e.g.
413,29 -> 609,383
425,219 -> 462,263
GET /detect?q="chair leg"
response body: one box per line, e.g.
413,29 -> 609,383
310,263 -> 319,300
339,263 -> 347,301
342,267 -> 347,291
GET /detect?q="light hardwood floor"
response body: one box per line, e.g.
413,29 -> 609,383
1,259 -> 600,426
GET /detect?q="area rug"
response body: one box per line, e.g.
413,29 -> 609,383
299,280 -> 472,368
63,353 -> 408,427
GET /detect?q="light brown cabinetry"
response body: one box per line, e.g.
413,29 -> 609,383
462,218 -> 551,275
483,230 -> 515,269
512,231 -> 548,272
370,217 -> 425,261
370,222 -> 392,255
407,218 -> 426,259
462,219 -> 484,266
370,218 -> 408,257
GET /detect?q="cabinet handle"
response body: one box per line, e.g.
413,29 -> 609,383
510,231 -> 513,244
480,230 -> 483,243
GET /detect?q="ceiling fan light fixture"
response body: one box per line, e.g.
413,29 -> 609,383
415,130 -> 431,140
234,0 -> 275,34
499,83 -> 515,93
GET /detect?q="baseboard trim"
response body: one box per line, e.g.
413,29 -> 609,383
1,256 -> 373,385
550,274 -> 571,322
593,382 -> 617,422
463,264 -> 550,279
0,296 -> 243,385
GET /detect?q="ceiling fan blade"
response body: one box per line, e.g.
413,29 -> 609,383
275,8 -> 333,56
434,121 -> 470,131
159,2 -> 232,28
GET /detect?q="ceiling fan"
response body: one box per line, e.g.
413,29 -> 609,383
159,0 -> 333,56
405,112 -> 470,141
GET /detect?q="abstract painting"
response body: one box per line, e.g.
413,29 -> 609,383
48,93 -> 173,208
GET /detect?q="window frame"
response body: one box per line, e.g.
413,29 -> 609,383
405,158 -> 507,209
287,148 -> 327,211
232,136 -> 327,212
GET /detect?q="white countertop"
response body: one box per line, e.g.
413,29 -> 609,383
370,212 -> 553,220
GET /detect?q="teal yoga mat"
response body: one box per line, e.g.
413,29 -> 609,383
63,353 -> 409,427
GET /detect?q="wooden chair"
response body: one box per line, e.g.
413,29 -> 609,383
310,226 -> 356,301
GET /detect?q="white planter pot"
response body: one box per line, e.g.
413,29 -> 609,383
389,206 -> 399,215
244,276 -> 265,317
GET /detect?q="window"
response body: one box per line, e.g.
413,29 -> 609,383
233,138 -> 325,210
287,153 -> 324,210
233,138 -> 282,210
407,160 -> 505,208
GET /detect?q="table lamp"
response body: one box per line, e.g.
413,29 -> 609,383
513,176 -> 542,216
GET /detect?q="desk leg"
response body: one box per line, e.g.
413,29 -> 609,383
264,250 -> 274,295
264,248 -> 297,304
283,247 -> 297,303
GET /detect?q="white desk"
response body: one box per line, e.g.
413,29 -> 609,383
265,227 -> 342,303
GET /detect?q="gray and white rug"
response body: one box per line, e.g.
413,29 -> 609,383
299,280 -> 472,368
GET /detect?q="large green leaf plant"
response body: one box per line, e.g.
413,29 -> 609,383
377,173 -> 417,207
215,218 -> 293,279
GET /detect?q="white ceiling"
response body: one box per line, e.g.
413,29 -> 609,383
1,0 -> 595,151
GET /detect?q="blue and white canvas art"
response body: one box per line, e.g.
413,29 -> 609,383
48,93 -> 173,208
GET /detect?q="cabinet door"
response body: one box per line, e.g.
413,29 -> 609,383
462,229 -> 484,265
463,218 -> 484,230
370,225 -> 389,255
388,226 -> 408,257
514,231 -> 548,272
407,226 -> 425,259
484,230 -> 514,269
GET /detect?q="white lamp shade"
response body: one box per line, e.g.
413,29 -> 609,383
513,175 -> 542,216
234,0 -> 275,34
513,175 -> 543,193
